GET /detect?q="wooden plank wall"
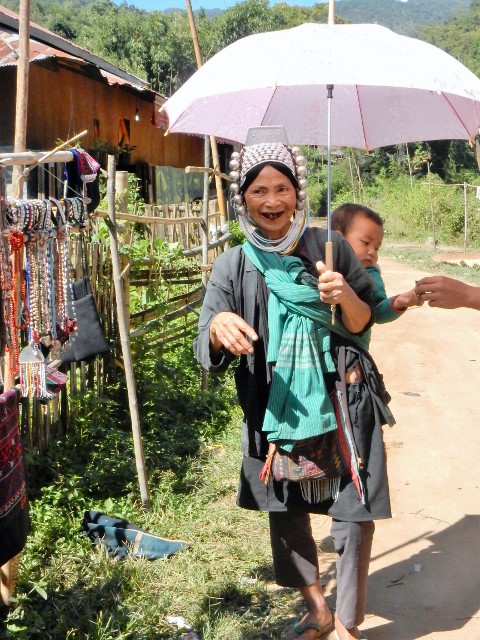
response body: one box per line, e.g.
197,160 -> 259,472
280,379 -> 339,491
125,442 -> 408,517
0,63 -> 204,170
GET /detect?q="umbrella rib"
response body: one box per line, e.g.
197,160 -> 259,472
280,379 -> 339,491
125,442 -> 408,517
355,85 -> 369,152
442,92 -> 477,142
261,87 -> 278,127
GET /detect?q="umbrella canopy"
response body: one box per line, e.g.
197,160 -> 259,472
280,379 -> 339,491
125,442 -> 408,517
162,23 -> 480,150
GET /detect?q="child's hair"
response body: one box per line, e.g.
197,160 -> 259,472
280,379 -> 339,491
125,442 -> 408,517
332,203 -> 383,235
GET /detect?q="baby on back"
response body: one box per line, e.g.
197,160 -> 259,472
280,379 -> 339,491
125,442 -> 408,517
332,203 -> 420,323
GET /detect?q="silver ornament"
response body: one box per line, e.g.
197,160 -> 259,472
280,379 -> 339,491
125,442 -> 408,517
229,171 -> 240,181
229,159 -> 240,170
295,155 -> 306,166
229,183 -> 240,194
296,166 -> 307,177
291,146 -> 300,156
298,178 -> 307,189
236,205 -> 246,216
297,190 -> 307,201
232,194 -> 243,206
296,201 -> 305,211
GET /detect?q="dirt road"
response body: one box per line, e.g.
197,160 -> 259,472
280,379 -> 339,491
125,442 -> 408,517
312,256 -> 480,640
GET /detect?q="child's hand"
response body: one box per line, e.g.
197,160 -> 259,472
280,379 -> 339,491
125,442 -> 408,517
393,288 -> 423,312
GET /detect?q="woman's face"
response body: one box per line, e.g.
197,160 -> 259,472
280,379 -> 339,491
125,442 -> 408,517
243,165 -> 297,240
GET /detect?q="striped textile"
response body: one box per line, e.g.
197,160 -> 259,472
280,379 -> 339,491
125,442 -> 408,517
0,388 -> 30,566
243,242 -> 369,452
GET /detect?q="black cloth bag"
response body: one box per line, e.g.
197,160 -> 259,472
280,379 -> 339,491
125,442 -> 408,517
61,276 -> 110,364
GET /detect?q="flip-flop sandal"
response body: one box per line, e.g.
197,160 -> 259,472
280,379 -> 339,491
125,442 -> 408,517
334,631 -> 368,640
293,619 -> 334,638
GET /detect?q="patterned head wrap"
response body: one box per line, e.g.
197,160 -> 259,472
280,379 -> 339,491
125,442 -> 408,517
228,127 -> 309,254
239,142 -> 297,189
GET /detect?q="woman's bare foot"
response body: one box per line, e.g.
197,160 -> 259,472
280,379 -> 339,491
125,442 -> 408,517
334,611 -> 363,639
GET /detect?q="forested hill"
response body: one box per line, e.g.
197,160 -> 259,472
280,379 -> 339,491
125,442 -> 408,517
419,0 -> 480,77
336,0 -> 470,36
0,0 -> 479,96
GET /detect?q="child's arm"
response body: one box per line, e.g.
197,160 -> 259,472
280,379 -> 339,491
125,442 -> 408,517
367,262 -> 421,323
375,288 -> 421,323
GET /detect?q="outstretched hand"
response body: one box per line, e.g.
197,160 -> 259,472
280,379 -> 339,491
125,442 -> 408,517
393,288 -> 423,312
209,311 -> 258,356
415,275 -> 480,310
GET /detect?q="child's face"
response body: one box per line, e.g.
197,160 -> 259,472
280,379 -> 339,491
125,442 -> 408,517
344,215 -> 384,268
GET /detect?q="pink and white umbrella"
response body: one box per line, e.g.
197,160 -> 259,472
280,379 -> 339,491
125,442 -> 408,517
162,22 -> 480,150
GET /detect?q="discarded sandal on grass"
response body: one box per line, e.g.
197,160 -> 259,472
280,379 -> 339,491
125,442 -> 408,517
293,619 -> 334,638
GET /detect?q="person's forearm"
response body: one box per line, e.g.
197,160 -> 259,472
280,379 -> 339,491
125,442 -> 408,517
463,282 -> 480,310
339,293 -> 372,333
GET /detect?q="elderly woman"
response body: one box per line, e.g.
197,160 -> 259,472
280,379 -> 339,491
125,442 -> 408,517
194,127 -> 393,640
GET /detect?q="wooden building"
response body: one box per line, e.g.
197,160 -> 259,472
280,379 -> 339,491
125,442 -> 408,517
0,5 -> 205,201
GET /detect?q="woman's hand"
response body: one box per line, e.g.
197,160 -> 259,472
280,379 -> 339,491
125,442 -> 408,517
316,261 -> 372,333
316,261 -> 354,305
209,312 -> 258,357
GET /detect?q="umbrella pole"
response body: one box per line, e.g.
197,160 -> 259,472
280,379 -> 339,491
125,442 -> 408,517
326,84 -> 335,324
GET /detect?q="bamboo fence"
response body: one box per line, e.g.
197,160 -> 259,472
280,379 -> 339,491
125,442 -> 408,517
13,200 -> 229,454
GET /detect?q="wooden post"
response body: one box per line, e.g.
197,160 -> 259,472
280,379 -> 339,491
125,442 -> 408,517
427,161 -> 436,250
185,0 -> 227,227
328,0 -> 335,24
106,155 -> 150,508
12,0 -> 30,200
200,140 -> 210,393
116,171 -> 129,214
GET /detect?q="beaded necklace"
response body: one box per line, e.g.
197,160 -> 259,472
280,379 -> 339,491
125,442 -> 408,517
51,198 -> 71,334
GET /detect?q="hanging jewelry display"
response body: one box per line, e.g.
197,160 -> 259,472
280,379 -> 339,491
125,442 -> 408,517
0,191 -> 86,391
18,344 -> 47,399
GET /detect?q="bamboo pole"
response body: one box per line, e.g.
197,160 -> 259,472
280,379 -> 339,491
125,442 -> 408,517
328,0 -> 335,24
185,0 -> 227,228
106,155 -> 150,508
0,150 -> 74,166
427,161 -> 436,250
200,137 -> 210,393
11,0 -> 30,200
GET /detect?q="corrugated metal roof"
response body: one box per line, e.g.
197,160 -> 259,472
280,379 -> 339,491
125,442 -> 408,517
0,5 -> 158,96
0,28 -> 82,66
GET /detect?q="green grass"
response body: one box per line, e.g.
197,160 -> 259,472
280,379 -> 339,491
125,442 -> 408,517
5,231 -> 480,639
2,405 -> 309,640
381,241 -> 480,286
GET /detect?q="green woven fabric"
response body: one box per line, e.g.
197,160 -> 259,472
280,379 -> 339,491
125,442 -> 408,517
243,241 -> 369,452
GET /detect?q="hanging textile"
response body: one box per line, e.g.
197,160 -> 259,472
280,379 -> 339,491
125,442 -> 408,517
0,388 -> 30,566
